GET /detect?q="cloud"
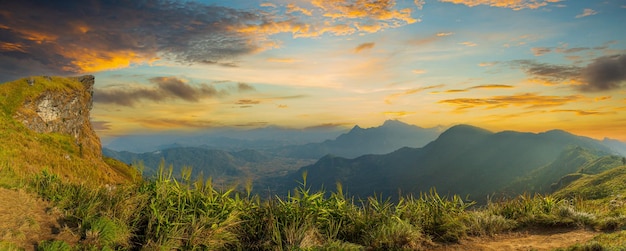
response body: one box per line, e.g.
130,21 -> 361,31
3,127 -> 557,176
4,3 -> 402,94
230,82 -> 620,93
235,99 -> 262,105
267,57 -> 300,63
287,3 -> 313,16
260,2 -> 277,8
383,111 -> 417,117
439,0 -> 562,10
355,42 -> 376,53
594,96 -> 611,101
478,62 -> 497,67
511,60 -> 581,82
576,9 -> 598,18
512,54 -> 626,92
412,69 -> 427,74
531,47 -> 551,56
385,84 -> 445,104
234,121 -> 269,127
443,84 -> 513,93
94,77 -> 224,106
408,33 -> 453,46
312,0 -> 418,25
91,121 -> 112,131
236,0 -> 419,39
0,0 -> 266,81
305,123 -> 351,129
580,54 -> 626,92
459,41 -> 478,47
550,109 -> 612,116
414,0 -> 426,10
438,93 -> 583,110
133,118 -> 214,129
237,83 -> 256,92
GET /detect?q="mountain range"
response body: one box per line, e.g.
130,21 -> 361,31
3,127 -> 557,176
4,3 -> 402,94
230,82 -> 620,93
104,125 -> 347,153
283,124 -> 625,202
275,120 -> 443,159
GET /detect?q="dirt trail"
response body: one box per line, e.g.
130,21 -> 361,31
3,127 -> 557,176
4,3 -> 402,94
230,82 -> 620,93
0,187 -> 78,250
432,228 -> 598,251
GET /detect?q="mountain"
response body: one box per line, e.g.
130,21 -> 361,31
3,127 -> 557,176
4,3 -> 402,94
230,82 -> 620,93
103,147 -> 315,186
602,137 -> 626,156
286,124 -> 617,202
0,76 -> 136,183
505,147 -> 624,194
554,164 -> 626,201
104,126 -> 346,153
276,120 -> 443,159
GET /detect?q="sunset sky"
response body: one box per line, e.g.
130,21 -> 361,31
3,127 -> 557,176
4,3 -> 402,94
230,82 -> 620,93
1,0 -> 625,141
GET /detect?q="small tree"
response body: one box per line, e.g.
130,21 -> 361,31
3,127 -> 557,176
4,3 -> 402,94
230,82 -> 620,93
622,157 -> 625,165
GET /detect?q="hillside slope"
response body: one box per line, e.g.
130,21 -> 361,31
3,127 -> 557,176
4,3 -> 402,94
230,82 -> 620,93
0,76 -> 136,184
288,124 -> 617,202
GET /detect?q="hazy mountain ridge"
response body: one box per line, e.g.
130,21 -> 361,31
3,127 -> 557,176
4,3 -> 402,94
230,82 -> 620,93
104,126 -> 347,153
274,120 -> 443,159
103,147 -> 316,186
287,124 -> 622,202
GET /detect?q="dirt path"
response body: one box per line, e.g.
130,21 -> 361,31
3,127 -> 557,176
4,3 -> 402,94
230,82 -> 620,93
0,187 -> 78,250
432,228 -> 598,251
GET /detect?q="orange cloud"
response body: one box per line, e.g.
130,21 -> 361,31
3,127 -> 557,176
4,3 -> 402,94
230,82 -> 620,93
312,0 -> 417,24
459,41 -> 478,47
287,3 -> 313,16
550,109 -> 612,116
412,69 -> 427,74
385,84 -> 445,104
594,96 -> 611,101
0,42 -> 26,52
438,93 -> 583,111
442,84 -> 513,93
267,57 -> 300,63
383,111 -> 416,117
61,48 -> 154,73
440,0 -> 562,10
355,42 -> 375,53
260,2 -> 277,8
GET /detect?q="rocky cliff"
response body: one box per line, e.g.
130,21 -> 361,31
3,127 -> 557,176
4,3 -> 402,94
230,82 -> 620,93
13,75 -> 101,159
0,75 -> 135,184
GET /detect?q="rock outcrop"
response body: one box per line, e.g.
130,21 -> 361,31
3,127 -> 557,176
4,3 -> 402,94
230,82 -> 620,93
13,75 -> 102,159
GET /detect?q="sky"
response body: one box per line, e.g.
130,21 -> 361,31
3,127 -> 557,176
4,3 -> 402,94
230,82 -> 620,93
1,0 -> 625,141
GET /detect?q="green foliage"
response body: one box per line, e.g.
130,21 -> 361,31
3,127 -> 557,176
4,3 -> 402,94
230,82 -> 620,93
559,230 -> 626,251
25,161 -> 626,250
0,241 -> 21,251
37,240 -> 72,251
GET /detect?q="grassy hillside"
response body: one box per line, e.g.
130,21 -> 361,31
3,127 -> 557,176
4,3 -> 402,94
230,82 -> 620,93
0,76 -> 137,184
505,147 -> 624,195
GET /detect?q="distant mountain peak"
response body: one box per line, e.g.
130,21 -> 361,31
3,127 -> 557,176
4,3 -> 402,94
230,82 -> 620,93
543,129 -> 573,136
441,124 -> 492,136
382,119 -> 409,127
349,125 -> 363,132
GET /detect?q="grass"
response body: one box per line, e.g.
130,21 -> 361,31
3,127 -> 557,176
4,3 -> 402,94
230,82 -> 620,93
16,163 -> 623,250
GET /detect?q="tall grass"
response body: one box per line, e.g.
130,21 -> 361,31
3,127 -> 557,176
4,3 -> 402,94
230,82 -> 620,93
29,165 -> 624,250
